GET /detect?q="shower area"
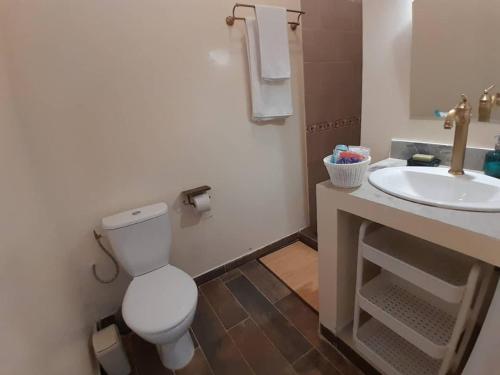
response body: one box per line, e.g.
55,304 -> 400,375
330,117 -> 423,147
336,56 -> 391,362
301,0 -> 363,239
260,0 -> 363,315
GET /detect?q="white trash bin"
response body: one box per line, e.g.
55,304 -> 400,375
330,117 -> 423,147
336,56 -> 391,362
92,324 -> 131,375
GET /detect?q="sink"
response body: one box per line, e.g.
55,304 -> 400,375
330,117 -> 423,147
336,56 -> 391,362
368,166 -> 500,212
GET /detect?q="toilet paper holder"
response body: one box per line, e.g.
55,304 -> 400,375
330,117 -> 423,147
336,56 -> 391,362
182,185 -> 211,206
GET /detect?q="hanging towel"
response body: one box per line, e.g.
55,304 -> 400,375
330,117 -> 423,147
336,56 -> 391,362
255,5 -> 291,80
245,17 -> 293,121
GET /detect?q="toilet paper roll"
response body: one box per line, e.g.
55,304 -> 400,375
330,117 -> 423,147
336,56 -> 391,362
193,193 -> 211,213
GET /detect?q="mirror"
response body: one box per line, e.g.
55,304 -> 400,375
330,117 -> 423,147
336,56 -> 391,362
410,0 -> 500,123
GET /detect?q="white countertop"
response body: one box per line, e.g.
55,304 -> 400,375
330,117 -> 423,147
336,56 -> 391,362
317,158 -> 500,266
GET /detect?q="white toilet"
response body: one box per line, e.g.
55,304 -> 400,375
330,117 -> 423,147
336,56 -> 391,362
102,202 -> 198,370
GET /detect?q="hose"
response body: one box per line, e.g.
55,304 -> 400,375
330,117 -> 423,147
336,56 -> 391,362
92,230 -> 120,284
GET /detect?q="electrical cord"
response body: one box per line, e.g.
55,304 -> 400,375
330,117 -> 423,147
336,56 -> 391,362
92,230 -> 120,284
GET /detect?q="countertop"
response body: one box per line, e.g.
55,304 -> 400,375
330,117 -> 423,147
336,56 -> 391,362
317,158 -> 500,266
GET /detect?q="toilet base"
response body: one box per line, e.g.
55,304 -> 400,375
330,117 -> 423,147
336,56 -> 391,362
156,331 -> 195,370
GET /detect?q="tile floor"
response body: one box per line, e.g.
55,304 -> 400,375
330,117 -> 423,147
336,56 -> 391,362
122,260 -> 364,375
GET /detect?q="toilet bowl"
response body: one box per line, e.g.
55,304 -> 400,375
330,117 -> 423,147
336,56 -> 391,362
123,264 -> 198,369
102,203 -> 198,370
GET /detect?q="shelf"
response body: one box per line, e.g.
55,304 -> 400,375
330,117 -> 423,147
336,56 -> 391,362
355,318 -> 441,375
360,224 -> 477,303
359,272 -> 457,359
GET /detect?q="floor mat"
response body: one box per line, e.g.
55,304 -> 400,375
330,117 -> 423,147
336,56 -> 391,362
260,241 -> 319,311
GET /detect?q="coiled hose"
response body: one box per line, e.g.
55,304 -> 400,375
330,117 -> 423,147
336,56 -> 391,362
92,230 -> 120,284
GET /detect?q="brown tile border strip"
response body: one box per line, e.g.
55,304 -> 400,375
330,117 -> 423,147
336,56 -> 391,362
306,116 -> 361,135
319,324 -> 380,375
194,232 -> 300,285
193,266 -> 227,286
298,227 -> 318,251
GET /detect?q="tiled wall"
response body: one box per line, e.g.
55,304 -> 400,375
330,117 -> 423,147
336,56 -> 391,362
301,0 -> 363,230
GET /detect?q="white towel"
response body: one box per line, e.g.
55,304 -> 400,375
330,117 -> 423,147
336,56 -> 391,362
245,17 -> 293,121
255,5 -> 291,80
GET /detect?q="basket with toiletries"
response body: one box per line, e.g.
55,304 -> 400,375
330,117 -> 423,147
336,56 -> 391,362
323,145 -> 371,188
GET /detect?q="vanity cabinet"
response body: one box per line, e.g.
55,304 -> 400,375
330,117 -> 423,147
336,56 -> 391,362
316,159 -> 500,375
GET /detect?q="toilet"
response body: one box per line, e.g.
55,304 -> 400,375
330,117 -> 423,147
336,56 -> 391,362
102,202 -> 198,370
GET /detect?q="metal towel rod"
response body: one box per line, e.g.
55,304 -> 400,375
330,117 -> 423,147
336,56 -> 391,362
226,3 -> 305,30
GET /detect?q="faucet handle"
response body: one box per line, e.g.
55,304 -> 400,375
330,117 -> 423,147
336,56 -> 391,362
486,86 -> 500,106
480,85 -> 500,105
481,85 -> 496,104
484,84 -> 496,94
458,94 -> 471,111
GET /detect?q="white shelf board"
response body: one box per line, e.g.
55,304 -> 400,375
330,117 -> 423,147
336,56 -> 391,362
355,318 -> 441,375
361,225 -> 477,303
359,272 -> 457,359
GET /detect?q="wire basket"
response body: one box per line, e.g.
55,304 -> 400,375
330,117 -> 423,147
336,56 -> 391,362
323,155 -> 372,188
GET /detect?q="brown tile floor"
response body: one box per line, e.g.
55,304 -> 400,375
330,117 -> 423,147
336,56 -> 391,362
122,260 -> 364,375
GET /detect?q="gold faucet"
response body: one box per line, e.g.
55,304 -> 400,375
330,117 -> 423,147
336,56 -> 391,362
443,94 -> 472,175
478,84 -> 500,122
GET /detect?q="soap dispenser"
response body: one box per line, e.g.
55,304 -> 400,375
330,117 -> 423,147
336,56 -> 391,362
484,135 -> 500,178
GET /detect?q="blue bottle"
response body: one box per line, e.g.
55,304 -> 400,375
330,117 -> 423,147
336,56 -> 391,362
484,135 -> 500,178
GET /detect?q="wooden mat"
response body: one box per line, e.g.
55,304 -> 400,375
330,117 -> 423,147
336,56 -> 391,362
260,241 -> 319,311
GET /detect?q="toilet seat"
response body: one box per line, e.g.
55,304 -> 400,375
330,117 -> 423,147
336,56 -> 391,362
122,264 -> 198,337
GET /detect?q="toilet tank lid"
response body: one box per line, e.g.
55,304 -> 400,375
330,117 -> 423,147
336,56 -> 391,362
102,202 -> 168,230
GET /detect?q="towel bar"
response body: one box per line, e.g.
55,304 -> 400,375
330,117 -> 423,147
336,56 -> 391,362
226,3 -> 305,30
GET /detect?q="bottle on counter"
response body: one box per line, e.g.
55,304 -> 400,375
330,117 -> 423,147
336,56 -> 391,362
484,135 -> 500,178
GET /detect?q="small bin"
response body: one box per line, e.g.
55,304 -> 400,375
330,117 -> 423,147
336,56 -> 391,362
323,155 -> 372,188
92,324 -> 131,375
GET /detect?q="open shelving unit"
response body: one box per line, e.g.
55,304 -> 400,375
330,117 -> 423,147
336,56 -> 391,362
357,318 -> 441,375
353,221 -> 487,375
359,272 -> 456,359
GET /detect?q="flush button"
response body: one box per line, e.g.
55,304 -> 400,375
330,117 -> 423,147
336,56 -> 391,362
132,210 -> 141,216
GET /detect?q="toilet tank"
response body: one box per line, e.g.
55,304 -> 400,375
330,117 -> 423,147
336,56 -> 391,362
102,202 -> 172,277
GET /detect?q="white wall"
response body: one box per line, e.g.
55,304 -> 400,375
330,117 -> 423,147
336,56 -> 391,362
0,1 -> 307,373
361,0 -> 500,162
0,31 -> 101,375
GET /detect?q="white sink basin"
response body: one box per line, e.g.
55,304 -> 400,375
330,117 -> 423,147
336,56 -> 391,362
368,166 -> 500,212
